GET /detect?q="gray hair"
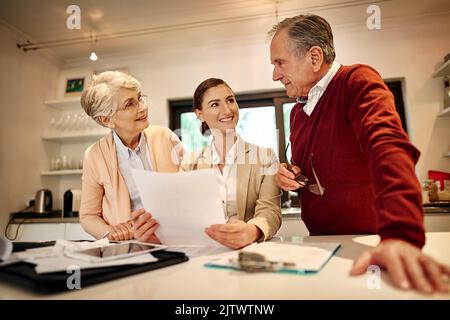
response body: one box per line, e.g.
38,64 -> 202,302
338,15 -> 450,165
268,14 -> 336,64
80,71 -> 141,126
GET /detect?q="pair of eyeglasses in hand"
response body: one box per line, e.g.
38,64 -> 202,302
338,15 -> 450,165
285,143 -> 325,196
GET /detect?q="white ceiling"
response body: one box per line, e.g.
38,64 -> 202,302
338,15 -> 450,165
0,0 -> 449,63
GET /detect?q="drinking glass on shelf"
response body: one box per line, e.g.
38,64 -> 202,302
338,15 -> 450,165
65,114 -> 74,132
71,113 -> 80,132
77,158 -> 83,170
61,155 -> 69,170
50,117 -> 57,133
55,116 -> 64,131
78,112 -> 88,131
50,157 -> 61,171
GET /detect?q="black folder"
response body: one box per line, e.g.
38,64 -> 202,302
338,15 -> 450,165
0,242 -> 188,293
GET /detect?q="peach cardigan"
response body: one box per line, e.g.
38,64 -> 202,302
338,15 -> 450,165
180,139 -> 282,241
80,126 -> 184,239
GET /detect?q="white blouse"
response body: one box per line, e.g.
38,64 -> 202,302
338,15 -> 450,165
113,131 -> 153,211
210,137 -> 240,220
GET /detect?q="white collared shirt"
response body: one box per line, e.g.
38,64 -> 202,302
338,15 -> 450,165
301,61 -> 341,116
211,136 -> 240,220
113,131 -> 153,211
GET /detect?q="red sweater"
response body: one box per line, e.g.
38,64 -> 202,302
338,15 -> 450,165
290,64 -> 425,248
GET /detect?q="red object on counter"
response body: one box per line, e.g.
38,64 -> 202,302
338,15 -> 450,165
428,170 -> 450,191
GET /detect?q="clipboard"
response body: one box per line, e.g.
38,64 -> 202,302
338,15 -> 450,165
204,242 -> 341,274
0,242 -> 188,293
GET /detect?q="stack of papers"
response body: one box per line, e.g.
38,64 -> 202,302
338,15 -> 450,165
205,242 -> 341,273
13,239 -> 157,274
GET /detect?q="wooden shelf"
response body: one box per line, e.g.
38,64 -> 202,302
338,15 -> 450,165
438,107 -> 450,117
41,170 -> 82,176
44,97 -> 81,110
42,132 -> 108,143
433,60 -> 450,78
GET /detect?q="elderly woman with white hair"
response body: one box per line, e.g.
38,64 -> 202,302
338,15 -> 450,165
79,71 -> 184,241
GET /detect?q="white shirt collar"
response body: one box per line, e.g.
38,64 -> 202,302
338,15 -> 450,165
211,135 -> 240,166
301,61 -> 341,116
113,131 -> 146,159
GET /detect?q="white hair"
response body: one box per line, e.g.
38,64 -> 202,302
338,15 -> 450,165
80,71 -> 141,126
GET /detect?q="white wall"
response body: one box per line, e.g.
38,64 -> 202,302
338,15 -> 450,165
63,11 -> 450,181
0,22 -> 61,232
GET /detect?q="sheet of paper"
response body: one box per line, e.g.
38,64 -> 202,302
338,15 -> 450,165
29,254 -> 157,274
14,238 -> 110,260
167,245 -> 232,258
131,168 -> 227,246
14,239 -> 158,274
205,242 -> 341,272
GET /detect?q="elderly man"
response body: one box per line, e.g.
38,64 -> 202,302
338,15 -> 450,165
270,14 -> 449,294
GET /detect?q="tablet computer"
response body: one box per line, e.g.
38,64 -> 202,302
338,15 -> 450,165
64,241 -> 167,263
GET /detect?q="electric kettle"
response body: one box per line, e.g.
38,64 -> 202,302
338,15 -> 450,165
34,189 -> 53,214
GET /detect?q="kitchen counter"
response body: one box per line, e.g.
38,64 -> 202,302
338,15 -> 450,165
11,206 -> 448,224
0,232 -> 448,299
11,217 -> 80,224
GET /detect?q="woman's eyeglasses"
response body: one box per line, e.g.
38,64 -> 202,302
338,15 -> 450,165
118,94 -> 148,111
285,143 -> 325,196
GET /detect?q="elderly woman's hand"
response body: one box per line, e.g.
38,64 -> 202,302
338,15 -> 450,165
107,221 -> 134,241
131,208 -> 161,243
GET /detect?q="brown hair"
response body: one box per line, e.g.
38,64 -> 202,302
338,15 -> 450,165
193,78 -> 233,135
268,14 -> 335,64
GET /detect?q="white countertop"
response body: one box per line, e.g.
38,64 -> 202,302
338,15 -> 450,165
0,232 -> 449,300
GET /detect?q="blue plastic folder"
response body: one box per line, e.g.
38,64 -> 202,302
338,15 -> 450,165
205,242 -> 341,274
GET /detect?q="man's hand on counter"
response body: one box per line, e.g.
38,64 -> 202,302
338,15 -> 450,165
349,239 -> 450,294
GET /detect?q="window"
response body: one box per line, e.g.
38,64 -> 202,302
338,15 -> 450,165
385,80 -> 408,134
169,91 -> 295,158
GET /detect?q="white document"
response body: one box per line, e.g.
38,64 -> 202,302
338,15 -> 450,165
14,238 -> 109,261
131,168 -> 227,246
16,239 -> 158,274
31,254 -> 157,274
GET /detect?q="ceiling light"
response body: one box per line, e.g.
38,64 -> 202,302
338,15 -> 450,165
89,51 -> 98,61
89,32 -> 98,61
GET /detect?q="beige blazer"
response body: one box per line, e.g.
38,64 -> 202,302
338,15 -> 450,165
180,139 -> 282,241
80,126 -> 184,239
